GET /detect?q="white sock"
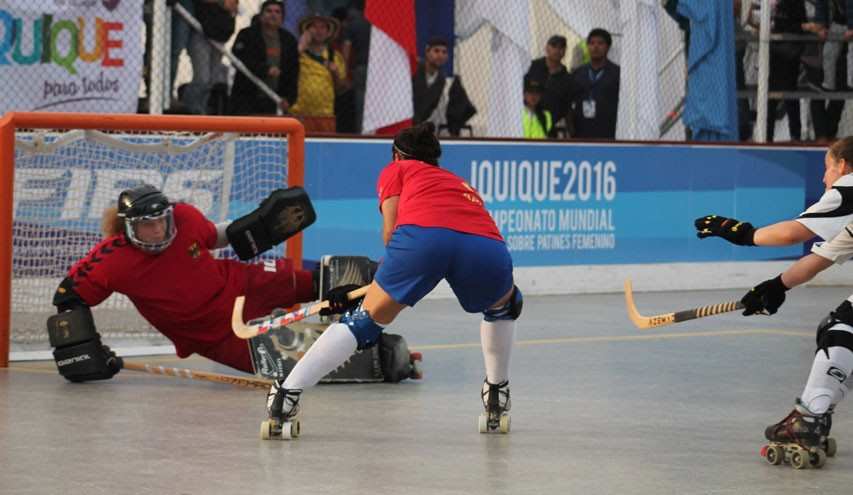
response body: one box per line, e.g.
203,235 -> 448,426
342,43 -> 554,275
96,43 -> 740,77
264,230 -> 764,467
800,344 -> 853,414
282,322 -> 358,390
480,319 -> 515,384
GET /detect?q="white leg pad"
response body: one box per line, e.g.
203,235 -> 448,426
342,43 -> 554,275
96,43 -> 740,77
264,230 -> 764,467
480,319 -> 514,385
283,323 -> 358,390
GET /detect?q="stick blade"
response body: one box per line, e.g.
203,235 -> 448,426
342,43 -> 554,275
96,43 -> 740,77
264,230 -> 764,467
231,296 -> 259,339
624,279 -> 655,329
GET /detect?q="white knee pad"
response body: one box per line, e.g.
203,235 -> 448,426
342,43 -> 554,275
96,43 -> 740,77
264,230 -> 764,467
801,325 -> 853,414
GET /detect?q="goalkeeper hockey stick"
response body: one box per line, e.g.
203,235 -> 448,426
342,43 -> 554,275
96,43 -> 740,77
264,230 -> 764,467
123,361 -> 271,389
623,279 -> 744,329
231,285 -> 370,339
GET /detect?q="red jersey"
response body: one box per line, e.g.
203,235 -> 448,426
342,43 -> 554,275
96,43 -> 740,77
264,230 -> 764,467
377,159 -> 503,241
68,203 -> 314,362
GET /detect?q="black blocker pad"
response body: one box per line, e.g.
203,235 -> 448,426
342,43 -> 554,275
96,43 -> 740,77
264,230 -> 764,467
227,187 -> 316,260
47,306 -> 97,348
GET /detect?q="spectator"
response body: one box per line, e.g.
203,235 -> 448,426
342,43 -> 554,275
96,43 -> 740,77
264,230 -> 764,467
807,0 -> 853,90
183,0 -> 237,115
412,36 -> 477,136
338,2 -> 371,133
567,28 -> 620,139
804,0 -> 852,142
522,78 -> 552,139
330,6 -> 356,133
169,0 -> 195,102
750,0 -> 806,141
524,35 -> 571,137
228,0 -> 299,115
734,0 -> 754,140
289,13 -> 347,132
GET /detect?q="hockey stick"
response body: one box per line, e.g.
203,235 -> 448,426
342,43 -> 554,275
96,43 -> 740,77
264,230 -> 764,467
623,279 -> 744,329
123,361 -> 272,390
231,285 -> 370,339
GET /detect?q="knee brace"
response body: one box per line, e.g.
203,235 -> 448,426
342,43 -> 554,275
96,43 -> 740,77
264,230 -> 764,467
817,300 -> 853,357
339,308 -> 384,350
483,285 -> 523,322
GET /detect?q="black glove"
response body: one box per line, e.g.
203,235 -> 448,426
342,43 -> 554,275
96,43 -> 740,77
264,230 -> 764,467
47,304 -> 122,382
695,215 -> 756,246
321,284 -> 364,316
741,275 -> 788,316
53,341 -> 123,382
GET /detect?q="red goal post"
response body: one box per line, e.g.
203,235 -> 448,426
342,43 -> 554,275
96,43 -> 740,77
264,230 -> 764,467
0,112 -> 306,367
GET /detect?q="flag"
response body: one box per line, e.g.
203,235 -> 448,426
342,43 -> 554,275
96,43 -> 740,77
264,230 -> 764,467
676,0 -> 738,141
363,0 -> 418,135
456,1 -> 529,137
616,0 -> 660,140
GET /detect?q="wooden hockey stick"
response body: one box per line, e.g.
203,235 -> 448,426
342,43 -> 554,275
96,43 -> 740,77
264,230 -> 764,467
123,361 -> 272,389
623,279 -> 744,329
231,285 -> 370,339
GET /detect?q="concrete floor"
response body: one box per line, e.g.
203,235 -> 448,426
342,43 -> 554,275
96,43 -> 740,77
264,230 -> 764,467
3,287 -> 853,494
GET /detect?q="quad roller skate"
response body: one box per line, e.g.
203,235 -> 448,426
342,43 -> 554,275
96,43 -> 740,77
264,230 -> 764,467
261,381 -> 302,440
760,401 -> 832,469
478,379 -> 511,434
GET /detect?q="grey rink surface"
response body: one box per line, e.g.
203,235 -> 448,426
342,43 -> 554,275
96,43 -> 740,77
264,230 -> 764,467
4,287 -> 853,495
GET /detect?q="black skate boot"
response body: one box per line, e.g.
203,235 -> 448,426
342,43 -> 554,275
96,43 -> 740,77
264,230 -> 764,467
761,401 -> 830,469
478,379 -> 511,434
261,380 -> 302,440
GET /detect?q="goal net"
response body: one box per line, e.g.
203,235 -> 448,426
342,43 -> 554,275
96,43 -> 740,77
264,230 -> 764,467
1,113 -> 305,365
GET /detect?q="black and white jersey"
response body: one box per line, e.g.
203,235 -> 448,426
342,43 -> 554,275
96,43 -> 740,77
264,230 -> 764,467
796,174 -> 853,241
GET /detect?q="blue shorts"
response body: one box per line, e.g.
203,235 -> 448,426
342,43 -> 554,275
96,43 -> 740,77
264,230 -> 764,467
375,225 -> 513,313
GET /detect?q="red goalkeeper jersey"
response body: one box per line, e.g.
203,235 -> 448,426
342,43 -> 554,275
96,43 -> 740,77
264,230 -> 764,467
68,203 -> 314,363
377,159 -> 503,241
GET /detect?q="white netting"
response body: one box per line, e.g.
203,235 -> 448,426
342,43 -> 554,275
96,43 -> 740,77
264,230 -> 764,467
11,128 -> 290,353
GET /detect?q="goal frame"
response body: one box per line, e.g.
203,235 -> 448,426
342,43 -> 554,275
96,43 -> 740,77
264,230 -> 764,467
0,112 -> 306,367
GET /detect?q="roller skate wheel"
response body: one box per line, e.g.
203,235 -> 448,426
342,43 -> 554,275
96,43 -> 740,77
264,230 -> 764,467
810,448 -> 827,469
409,352 -> 422,363
763,444 -> 783,466
824,437 -> 837,458
280,420 -> 301,440
498,413 -> 511,434
478,414 -> 489,433
260,420 -> 273,440
409,360 -> 423,380
790,447 -> 810,469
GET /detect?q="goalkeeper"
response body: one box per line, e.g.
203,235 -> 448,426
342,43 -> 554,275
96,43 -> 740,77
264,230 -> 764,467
47,184 -> 358,382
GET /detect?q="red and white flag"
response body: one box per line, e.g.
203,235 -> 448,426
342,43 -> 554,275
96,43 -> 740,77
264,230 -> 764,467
362,0 -> 418,135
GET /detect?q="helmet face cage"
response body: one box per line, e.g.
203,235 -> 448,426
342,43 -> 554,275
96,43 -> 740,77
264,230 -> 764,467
124,205 -> 176,253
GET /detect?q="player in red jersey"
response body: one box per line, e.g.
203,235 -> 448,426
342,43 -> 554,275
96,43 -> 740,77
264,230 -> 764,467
262,122 -> 522,438
46,184 -> 356,382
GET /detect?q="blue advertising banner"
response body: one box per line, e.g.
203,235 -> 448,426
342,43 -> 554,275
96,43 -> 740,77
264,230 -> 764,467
11,135 -> 822,271
303,140 -> 823,267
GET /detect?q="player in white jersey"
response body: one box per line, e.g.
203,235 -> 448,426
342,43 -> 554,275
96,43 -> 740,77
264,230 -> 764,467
738,221 -> 853,468
699,137 -> 853,468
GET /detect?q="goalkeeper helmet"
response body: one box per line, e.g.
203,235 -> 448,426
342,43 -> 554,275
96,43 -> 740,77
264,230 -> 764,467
117,184 -> 176,253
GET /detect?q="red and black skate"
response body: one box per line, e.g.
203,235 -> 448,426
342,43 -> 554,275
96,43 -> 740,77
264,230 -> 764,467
760,405 -> 832,469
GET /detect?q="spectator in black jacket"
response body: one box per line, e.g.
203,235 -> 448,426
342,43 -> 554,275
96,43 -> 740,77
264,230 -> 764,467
524,35 -> 571,137
412,36 -> 476,136
229,0 -> 300,115
183,0 -> 237,114
567,28 -> 620,139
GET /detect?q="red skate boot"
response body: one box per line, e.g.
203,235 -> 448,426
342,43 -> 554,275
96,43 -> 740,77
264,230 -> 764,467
760,401 -> 831,469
